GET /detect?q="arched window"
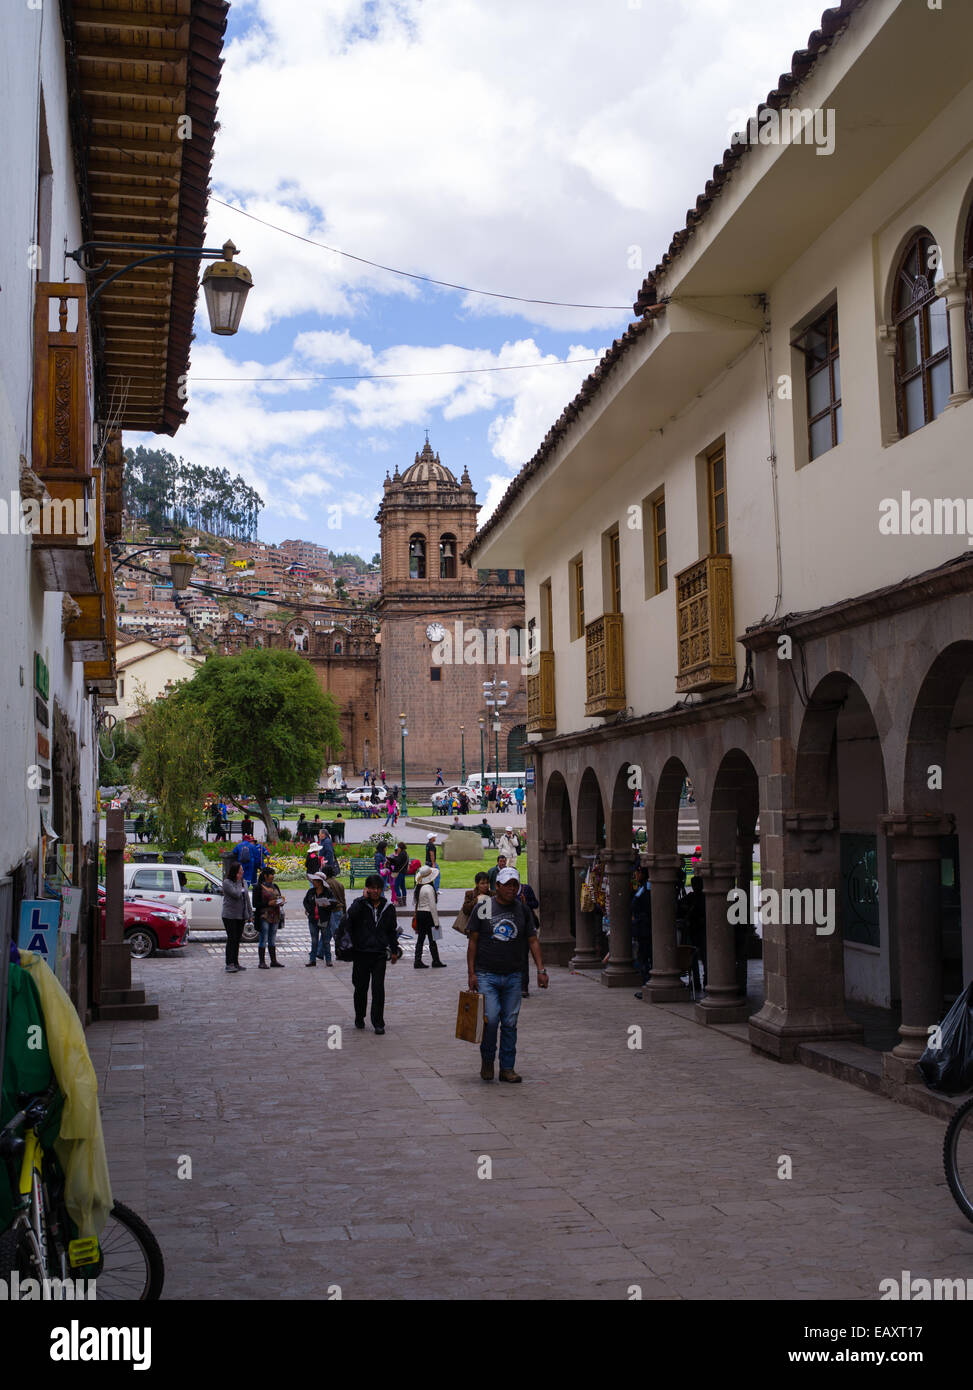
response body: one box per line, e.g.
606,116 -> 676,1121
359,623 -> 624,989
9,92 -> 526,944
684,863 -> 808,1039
893,229 -> 951,436
409,533 -> 426,579
439,533 -> 457,580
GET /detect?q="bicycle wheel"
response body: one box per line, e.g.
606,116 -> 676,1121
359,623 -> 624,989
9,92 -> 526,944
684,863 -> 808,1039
943,1095 -> 973,1223
0,1219 -> 46,1284
92,1202 -> 165,1300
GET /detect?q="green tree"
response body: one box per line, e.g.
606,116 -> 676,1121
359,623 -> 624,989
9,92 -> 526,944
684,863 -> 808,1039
98,723 -> 144,786
175,648 -> 342,842
134,694 -> 214,852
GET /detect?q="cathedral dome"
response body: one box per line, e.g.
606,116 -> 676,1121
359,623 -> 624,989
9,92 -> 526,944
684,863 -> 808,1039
399,438 -> 458,488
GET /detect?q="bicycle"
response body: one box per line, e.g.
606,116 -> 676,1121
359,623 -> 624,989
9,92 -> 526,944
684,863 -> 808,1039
943,1092 -> 973,1223
0,1082 -> 164,1299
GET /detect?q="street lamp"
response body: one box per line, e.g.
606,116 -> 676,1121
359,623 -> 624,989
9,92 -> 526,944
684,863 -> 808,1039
68,238 -> 253,335
460,725 -> 466,785
113,538 -> 196,590
478,715 -> 486,812
483,676 -> 508,783
399,712 -> 408,816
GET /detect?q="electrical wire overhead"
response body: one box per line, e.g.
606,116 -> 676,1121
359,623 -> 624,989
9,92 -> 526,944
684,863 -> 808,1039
192,355 -> 604,383
209,196 -> 633,311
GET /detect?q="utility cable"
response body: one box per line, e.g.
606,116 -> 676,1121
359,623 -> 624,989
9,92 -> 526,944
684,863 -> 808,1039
191,356 -> 604,383
210,196 -> 633,311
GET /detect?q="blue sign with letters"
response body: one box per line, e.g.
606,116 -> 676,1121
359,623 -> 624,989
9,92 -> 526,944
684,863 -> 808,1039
18,900 -> 60,965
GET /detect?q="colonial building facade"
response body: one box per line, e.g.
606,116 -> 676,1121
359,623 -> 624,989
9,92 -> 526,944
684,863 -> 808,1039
469,0 -> 973,1103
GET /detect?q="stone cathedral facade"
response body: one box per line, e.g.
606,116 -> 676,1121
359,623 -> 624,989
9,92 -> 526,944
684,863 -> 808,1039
374,439 -> 527,779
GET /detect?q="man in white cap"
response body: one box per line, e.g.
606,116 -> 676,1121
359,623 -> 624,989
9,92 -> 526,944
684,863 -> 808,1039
467,867 -> 548,1083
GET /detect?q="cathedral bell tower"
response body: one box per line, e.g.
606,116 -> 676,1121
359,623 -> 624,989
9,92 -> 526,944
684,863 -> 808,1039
377,435 -> 478,594
374,438 -> 525,778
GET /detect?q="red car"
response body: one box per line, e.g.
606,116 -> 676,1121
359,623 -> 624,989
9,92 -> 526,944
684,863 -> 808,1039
98,889 -> 189,959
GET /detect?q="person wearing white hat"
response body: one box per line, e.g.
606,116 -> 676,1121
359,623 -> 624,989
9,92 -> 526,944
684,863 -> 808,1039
467,866 -> 547,1083
498,828 -> 519,862
412,864 -> 445,969
303,872 -> 338,966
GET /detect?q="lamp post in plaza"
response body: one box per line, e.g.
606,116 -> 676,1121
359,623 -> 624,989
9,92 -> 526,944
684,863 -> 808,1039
460,725 -> 466,786
478,715 -> 486,812
483,676 -> 508,784
399,712 -> 408,815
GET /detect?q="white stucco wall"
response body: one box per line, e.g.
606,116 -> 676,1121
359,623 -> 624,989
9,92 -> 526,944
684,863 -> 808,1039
0,3 -> 99,879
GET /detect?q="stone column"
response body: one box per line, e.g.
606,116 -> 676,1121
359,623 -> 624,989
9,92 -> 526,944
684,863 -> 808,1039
645,854 -> 688,1002
536,837 -> 575,967
936,274 -> 972,409
98,808 -> 157,1021
568,845 -> 603,971
881,813 -> 954,1085
601,850 -> 640,987
695,859 -> 747,1025
749,811 -> 861,1060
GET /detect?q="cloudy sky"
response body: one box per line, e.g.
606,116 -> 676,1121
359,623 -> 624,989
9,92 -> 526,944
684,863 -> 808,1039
144,0 -> 831,557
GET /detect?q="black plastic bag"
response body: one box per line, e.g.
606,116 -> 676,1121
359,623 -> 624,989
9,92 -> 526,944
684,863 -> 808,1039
917,982 -> 973,1093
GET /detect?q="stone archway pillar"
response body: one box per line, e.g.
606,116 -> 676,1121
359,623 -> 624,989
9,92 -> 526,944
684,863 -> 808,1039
568,845 -> 603,971
536,837 -> 576,967
645,854 -> 689,1002
749,812 -> 862,1060
881,813 -> 954,1085
601,850 -> 640,987
695,859 -> 748,1025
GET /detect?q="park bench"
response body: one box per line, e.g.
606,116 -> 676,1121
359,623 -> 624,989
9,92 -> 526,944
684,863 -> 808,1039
349,857 -> 377,886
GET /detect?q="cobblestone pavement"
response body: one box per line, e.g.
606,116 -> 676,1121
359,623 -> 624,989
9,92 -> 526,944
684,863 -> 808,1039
84,926 -> 972,1301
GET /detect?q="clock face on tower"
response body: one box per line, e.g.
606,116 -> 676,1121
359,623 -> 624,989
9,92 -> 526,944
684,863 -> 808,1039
426,622 -> 447,643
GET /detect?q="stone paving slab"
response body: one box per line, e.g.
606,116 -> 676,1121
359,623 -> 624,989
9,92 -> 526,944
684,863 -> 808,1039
84,931 -> 973,1301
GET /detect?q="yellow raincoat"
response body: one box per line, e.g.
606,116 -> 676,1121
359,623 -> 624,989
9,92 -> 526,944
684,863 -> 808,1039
18,951 -> 113,1241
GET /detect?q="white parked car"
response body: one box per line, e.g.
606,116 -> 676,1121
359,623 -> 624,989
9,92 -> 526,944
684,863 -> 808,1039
343,785 -> 388,805
123,862 -> 259,942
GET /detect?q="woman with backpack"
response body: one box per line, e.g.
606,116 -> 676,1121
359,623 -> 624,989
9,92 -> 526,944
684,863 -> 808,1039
412,865 -> 445,969
303,872 -> 337,967
254,866 -> 285,970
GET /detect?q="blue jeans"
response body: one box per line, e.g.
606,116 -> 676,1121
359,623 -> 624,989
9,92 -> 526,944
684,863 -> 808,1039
308,913 -> 332,962
258,917 -> 277,951
394,870 -> 406,902
477,971 -> 523,1071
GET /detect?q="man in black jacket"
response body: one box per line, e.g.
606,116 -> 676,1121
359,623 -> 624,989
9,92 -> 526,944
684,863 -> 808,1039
346,875 -> 402,1034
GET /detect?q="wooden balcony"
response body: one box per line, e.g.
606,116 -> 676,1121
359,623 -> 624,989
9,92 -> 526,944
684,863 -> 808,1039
31,283 -> 97,593
526,651 -> 556,733
584,613 -> 625,716
675,553 -> 737,692
65,471 -> 114,664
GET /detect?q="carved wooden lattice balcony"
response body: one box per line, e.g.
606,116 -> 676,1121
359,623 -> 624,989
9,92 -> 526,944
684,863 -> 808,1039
527,651 -> 556,732
82,471 -> 117,697
584,613 -> 625,715
67,469 -> 113,674
675,554 -> 736,692
31,283 -> 97,593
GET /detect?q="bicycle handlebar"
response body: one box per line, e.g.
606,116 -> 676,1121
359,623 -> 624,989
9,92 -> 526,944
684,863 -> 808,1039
0,1080 -> 60,1145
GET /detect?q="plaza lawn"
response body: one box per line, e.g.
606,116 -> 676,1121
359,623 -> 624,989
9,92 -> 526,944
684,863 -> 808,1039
275,847 -> 526,892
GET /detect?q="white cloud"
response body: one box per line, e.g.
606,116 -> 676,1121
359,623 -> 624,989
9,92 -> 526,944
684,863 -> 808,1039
211,0 -> 831,333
